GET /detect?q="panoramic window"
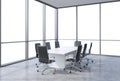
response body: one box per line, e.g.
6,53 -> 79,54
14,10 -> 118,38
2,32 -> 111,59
29,0 -> 43,57
101,2 -> 120,56
1,0 -> 25,64
58,7 -> 76,47
78,4 -> 99,54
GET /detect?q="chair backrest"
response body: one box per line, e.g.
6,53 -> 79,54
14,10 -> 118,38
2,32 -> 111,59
82,43 -> 87,57
38,46 -> 49,63
45,42 -> 51,49
74,41 -> 81,47
35,43 -> 41,58
55,41 -> 60,48
89,42 -> 92,54
76,45 -> 82,62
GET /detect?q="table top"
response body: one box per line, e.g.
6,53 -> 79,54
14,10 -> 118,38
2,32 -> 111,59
48,47 -> 77,56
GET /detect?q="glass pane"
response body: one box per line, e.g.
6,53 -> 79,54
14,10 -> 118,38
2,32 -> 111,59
79,41 -> 100,54
1,43 -> 25,65
78,4 -> 99,39
59,40 -> 75,47
101,41 -> 120,56
29,0 -> 43,40
29,41 -> 43,58
1,0 -> 25,42
58,7 -> 76,39
46,6 -> 55,39
101,2 -> 120,40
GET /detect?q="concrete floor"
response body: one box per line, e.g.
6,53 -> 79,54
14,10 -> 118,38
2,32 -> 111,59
0,55 -> 120,81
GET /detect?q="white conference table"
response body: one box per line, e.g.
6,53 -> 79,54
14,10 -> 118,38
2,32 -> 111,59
48,47 -> 77,69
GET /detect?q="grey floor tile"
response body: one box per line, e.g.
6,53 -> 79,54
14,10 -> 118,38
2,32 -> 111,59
0,55 -> 120,81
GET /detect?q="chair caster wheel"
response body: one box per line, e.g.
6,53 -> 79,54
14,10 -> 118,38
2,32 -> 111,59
69,71 -> 72,73
37,70 -> 39,72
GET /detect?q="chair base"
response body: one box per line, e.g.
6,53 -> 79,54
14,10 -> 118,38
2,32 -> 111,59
36,63 -> 56,75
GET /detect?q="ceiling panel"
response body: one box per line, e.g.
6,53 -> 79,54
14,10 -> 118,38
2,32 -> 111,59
36,0 -> 120,8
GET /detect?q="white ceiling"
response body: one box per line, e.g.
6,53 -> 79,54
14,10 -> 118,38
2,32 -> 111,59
36,0 -> 120,8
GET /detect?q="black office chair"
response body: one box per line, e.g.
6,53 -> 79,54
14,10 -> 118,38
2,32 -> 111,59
81,43 -> 89,66
81,43 -> 94,67
45,42 -> 51,50
89,42 -> 92,54
36,46 -> 56,75
85,42 -> 94,63
65,41 -> 81,60
82,43 -> 87,58
66,41 -> 81,62
65,45 -> 82,73
35,43 -> 41,67
35,43 -> 41,58
55,41 -> 60,48
74,41 -> 81,47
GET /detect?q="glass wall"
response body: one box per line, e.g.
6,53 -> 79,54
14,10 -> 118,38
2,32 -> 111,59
101,2 -> 120,56
29,0 -> 43,41
1,0 -> 25,42
58,7 -> 76,47
46,6 -> 55,40
78,4 -> 100,54
46,6 -> 55,48
1,0 -> 120,66
101,41 -> 120,56
59,40 -> 75,47
1,43 -> 25,64
1,0 -> 25,64
29,0 -> 43,58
